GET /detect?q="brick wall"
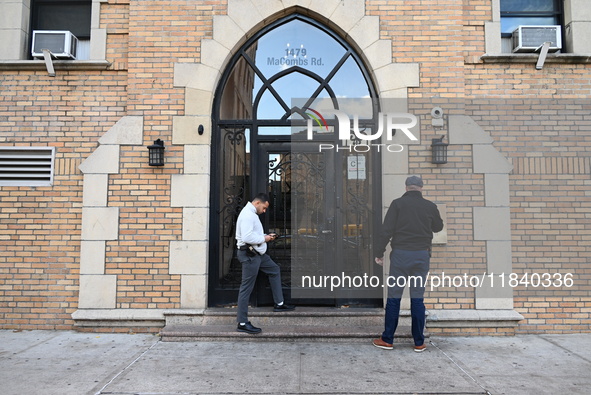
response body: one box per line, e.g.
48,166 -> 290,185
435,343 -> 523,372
463,95 -> 591,333
0,70 -> 127,329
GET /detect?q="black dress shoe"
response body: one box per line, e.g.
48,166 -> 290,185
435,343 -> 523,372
237,321 -> 262,334
273,303 -> 296,312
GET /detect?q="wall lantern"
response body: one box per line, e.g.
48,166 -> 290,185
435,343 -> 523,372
431,135 -> 448,164
147,139 -> 165,166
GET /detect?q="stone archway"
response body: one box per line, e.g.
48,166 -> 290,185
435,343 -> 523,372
171,0 -> 421,309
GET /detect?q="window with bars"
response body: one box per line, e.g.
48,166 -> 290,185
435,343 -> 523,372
0,147 -> 56,187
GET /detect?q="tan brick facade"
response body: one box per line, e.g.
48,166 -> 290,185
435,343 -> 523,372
1,0 -> 590,334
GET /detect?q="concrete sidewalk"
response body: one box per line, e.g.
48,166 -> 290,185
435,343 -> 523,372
1,330 -> 590,395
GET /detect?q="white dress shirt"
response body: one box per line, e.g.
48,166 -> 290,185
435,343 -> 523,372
236,202 -> 267,255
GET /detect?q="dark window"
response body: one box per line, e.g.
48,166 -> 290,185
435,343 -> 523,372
31,0 -> 92,40
500,0 -> 563,37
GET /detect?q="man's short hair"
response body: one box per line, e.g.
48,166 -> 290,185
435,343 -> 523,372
405,175 -> 423,188
252,193 -> 270,204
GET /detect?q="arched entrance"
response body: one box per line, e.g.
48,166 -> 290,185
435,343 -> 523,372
208,14 -> 382,307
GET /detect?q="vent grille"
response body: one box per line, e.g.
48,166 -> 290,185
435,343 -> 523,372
0,147 -> 55,186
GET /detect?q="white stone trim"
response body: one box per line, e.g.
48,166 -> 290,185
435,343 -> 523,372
169,241 -> 208,275
80,241 -> 106,274
81,207 -> 120,240
75,116 -> 144,316
427,309 -> 523,327
78,274 -> 117,309
82,174 -> 108,207
98,116 -> 143,145
72,308 -> 166,327
452,114 -> 515,310
78,145 -> 120,174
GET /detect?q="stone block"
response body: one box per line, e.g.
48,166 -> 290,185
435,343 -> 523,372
82,174 -> 108,207
329,0 -> 365,33
484,173 -> 510,207
81,207 -> 119,240
473,144 -> 513,174
79,145 -> 120,174
227,0 -> 264,35
173,116 -> 211,145
174,63 -> 220,92
98,116 -> 143,145
251,0 -> 284,22
80,241 -> 106,275
169,241 -> 208,275
213,15 -> 246,50
185,88 -> 213,116
89,28 -> 107,60
78,275 -> 117,309
432,204 -> 447,245
171,174 -> 210,208
0,1 -> 27,30
486,241 -> 513,273
473,207 -> 511,241
382,147 -> 408,175
184,145 -> 211,175
183,208 -> 209,241
363,40 -> 392,71
374,63 -> 420,91
347,16 -> 379,51
475,298 -> 514,310
448,115 -> 494,145
201,39 -> 230,71
484,21 -> 502,54
566,22 -> 591,53
309,0 -> 341,20
180,275 -> 207,309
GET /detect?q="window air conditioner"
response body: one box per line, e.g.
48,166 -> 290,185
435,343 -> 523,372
31,30 -> 78,59
512,25 -> 562,53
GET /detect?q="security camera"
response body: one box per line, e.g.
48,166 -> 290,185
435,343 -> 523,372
431,107 -> 444,127
431,107 -> 443,119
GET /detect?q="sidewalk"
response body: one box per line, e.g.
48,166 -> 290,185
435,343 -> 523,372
1,330 -> 590,395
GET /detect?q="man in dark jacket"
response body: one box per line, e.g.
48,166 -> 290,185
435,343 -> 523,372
373,176 -> 443,352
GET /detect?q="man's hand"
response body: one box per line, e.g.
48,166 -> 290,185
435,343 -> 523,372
374,257 -> 384,266
265,234 -> 278,242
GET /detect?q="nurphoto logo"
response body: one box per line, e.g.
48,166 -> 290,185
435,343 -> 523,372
301,104 -> 419,153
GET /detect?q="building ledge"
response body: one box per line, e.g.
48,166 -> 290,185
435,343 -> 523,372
72,309 -> 165,327
427,309 -> 524,328
478,53 -> 591,64
0,60 -> 112,71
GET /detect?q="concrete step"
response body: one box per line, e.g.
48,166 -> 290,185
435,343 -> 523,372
160,307 -> 420,342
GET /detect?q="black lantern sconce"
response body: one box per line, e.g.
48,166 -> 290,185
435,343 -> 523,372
147,139 -> 165,166
431,135 -> 448,164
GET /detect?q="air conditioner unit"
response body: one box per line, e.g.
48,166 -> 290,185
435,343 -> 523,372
31,30 -> 78,59
512,25 -> 562,53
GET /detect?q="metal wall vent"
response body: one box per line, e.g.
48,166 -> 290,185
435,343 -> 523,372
0,147 -> 56,186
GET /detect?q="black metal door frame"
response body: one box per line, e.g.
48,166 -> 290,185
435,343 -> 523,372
208,13 -> 383,307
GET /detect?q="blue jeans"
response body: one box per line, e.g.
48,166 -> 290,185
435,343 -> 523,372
381,249 -> 430,346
